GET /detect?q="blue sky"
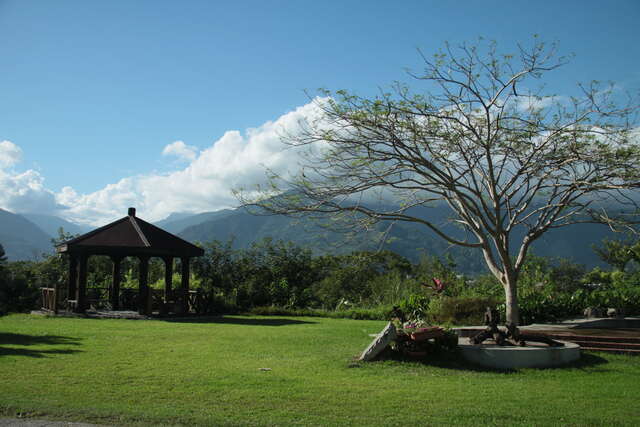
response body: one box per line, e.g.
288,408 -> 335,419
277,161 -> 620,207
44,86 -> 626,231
0,0 -> 639,225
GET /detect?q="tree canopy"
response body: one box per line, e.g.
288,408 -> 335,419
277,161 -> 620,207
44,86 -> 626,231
238,38 -> 640,325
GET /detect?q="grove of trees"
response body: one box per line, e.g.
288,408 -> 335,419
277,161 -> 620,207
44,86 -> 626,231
2,234 -> 639,325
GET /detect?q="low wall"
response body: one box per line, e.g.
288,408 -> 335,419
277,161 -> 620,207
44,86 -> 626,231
458,337 -> 581,369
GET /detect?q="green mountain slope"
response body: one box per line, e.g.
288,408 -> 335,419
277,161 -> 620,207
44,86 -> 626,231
176,205 -> 617,274
22,213 -> 91,237
155,210 -> 234,234
0,209 -> 54,261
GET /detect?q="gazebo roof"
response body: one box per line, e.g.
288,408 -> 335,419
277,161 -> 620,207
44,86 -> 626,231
56,207 -> 204,258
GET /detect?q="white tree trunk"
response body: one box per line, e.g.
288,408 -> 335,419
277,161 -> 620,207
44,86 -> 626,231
504,278 -> 520,326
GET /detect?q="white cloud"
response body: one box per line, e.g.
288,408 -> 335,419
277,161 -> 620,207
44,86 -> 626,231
0,168 -> 60,214
0,139 -> 61,214
2,98 -> 636,228
515,95 -> 567,112
0,140 -> 22,168
52,100 -> 327,225
0,100 -> 329,226
162,140 -> 198,162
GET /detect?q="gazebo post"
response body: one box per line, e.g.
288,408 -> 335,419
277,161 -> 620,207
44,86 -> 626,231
68,255 -> 78,310
53,278 -> 59,315
138,256 -> 150,316
76,255 -> 88,313
163,256 -> 173,302
111,256 -> 122,310
180,257 -> 190,313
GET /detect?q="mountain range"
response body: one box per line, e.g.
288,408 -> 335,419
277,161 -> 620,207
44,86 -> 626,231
0,205 -> 618,274
0,209 -> 57,261
172,204 -> 616,274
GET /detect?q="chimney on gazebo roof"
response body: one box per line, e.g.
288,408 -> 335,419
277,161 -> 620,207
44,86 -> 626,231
128,207 -> 136,217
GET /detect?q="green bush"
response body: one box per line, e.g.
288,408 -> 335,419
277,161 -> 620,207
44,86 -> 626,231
247,305 -> 391,320
397,293 -> 431,320
518,289 -> 582,324
394,294 -> 501,325
0,262 -> 41,314
428,296 -> 501,325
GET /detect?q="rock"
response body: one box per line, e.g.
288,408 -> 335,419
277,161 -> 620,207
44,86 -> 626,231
359,322 -> 397,361
583,307 -> 603,318
607,308 -> 624,318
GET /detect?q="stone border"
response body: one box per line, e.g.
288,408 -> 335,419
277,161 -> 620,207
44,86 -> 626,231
458,337 -> 581,369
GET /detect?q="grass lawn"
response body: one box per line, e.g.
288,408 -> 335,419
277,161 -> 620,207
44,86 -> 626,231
1,313 -> 639,426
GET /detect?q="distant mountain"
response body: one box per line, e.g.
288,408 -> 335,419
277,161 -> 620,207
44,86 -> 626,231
155,210 -> 234,234
176,205 -> 484,268
0,201 -> 617,269
0,209 -> 54,261
175,204 -> 617,275
21,213 -> 91,237
154,212 -> 195,227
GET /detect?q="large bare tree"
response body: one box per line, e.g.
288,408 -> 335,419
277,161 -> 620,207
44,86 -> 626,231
238,39 -> 640,325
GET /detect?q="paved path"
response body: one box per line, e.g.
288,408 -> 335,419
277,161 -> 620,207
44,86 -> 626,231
0,418 -> 105,427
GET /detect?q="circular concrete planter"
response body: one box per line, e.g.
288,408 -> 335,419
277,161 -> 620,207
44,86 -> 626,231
458,337 -> 581,369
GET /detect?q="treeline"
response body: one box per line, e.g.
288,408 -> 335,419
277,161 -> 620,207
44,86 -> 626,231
1,236 -> 640,324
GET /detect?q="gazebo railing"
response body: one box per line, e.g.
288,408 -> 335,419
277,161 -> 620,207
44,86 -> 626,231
119,288 -> 139,310
40,287 -> 72,313
188,290 -> 200,312
87,287 -> 110,309
40,287 -> 57,312
41,285 -> 203,315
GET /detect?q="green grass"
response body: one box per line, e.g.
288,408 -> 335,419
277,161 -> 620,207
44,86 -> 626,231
1,314 -> 639,426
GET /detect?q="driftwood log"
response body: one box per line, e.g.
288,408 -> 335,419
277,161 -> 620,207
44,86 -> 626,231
470,307 -> 564,347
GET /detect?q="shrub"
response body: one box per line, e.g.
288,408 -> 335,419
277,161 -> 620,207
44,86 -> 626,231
397,294 -> 431,320
0,262 -> 41,314
246,305 -> 391,320
428,296 -> 501,325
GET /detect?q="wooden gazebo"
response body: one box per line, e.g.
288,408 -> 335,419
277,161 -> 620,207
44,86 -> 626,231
53,207 -> 204,316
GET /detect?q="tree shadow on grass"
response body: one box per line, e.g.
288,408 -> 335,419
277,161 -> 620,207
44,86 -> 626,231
565,352 -> 611,370
0,332 -> 83,358
163,316 -> 316,327
372,349 -> 609,374
431,352 -> 609,373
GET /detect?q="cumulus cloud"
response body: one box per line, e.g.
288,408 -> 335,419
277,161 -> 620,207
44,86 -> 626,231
0,100 -> 328,225
52,100 -> 327,225
3,97 -> 636,227
514,95 -> 567,112
162,140 -> 198,162
0,141 -> 60,214
0,140 -> 22,168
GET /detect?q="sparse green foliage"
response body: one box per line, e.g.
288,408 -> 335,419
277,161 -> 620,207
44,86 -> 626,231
239,38 -> 640,325
594,236 -> 640,272
0,261 -> 41,315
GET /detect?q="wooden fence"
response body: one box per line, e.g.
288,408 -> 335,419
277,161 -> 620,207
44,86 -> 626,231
40,287 -> 57,313
40,286 -> 204,314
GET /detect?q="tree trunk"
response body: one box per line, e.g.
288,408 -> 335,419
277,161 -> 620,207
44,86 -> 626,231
503,276 -> 520,326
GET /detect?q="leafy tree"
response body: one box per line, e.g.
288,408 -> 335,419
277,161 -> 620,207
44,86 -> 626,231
192,240 -> 238,293
594,236 -> 640,272
549,258 -> 586,293
312,250 -> 412,308
0,261 -> 41,314
239,38 -> 640,325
